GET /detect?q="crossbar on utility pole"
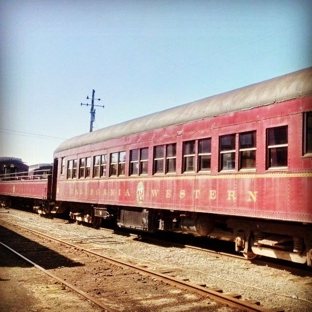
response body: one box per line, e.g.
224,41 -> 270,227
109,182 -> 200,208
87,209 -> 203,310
81,89 -> 104,132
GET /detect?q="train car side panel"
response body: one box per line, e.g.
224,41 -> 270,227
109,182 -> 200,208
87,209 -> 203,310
0,179 -> 51,200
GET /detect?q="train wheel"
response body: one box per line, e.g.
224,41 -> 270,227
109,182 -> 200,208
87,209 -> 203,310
242,251 -> 259,260
243,235 -> 260,260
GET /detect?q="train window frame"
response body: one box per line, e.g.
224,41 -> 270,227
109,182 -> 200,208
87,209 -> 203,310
93,155 -> 101,178
220,134 -> 236,171
79,157 -> 91,179
67,160 -> 73,179
100,155 -> 107,177
73,159 -> 77,178
183,140 -> 196,172
67,159 -> 77,179
153,143 -> 176,174
304,111 -> 312,155
166,143 -> 176,174
154,145 -> 164,174
60,157 -> 65,175
198,138 -> 211,172
239,131 -> 256,170
266,126 -> 288,169
130,149 -> 139,175
79,158 -> 85,178
110,151 -> 126,177
130,148 -> 149,176
93,155 -> 107,178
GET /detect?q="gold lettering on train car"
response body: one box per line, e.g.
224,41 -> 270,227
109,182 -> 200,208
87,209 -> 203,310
136,182 -> 144,204
125,189 -> 130,196
227,191 -> 236,201
96,189 -> 100,195
110,189 -> 115,196
194,190 -> 200,199
90,189 -> 94,196
166,190 -> 171,198
75,189 -> 79,195
209,190 -> 217,200
103,189 -> 107,196
247,191 -> 258,202
179,190 -> 185,199
118,189 -> 121,196
151,190 -> 159,197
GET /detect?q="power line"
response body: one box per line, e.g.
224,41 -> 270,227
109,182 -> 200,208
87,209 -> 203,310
0,128 -> 67,140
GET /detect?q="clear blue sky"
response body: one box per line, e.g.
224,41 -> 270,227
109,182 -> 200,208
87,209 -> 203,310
0,0 -> 311,165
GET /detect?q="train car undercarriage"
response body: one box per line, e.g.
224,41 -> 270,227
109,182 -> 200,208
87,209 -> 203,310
51,202 -> 312,267
2,196 -> 311,267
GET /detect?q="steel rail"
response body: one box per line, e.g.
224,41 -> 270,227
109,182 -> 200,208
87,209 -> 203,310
138,234 -> 246,261
2,220 -> 277,312
0,241 -> 114,312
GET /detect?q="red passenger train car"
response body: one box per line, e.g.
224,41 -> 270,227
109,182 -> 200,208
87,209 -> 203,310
53,67 -> 312,265
1,68 -> 311,266
0,162 -> 53,210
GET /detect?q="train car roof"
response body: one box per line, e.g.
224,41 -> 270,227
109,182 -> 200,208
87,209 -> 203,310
0,157 -> 28,167
29,163 -> 53,171
0,157 -> 24,163
55,67 -> 312,154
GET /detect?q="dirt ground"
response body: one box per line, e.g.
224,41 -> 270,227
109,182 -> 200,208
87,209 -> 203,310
0,244 -> 103,312
1,208 -> 312,311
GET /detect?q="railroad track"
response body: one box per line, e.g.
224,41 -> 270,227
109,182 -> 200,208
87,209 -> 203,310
3,208 -> 312,311
138,233 -> 312,278
0,219 -> 277,312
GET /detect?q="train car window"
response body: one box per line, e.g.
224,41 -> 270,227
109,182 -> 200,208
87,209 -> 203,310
110,153 -> 118,176
153,144 -> 176,174
140,148 -> 149,174
67,160 -> 73,179
166,144 -> 176,173
118,152 -> 126,176
93,155 -> 101,177
198,138 -> 211,171
183,140 -> 196,172
267,126 -> 288,168
130,148 -> 148,175
86,157 -> 91,178
79,158 -> 85,178
154,145 -> 164,174
79,157 -> 91,178
130,149 -> 139,175
239,131 -> 256,169
60,157 -> 65,174
304,112 -> 312,155
100,155 -> 107,177
110,152 -> 126,176
73,160 -> 77,178
220,134 -> 236,170
67,159 -> 77,179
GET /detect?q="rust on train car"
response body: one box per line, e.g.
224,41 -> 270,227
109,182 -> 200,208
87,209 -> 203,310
52,67 -> 312,265
1,68 -> 312,265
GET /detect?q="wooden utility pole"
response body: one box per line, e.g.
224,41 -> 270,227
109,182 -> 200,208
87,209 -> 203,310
81,89 -> 104,132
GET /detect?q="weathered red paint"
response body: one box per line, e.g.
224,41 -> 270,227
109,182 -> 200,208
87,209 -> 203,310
0,179 -> 50,200
54,96 -> 312,224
